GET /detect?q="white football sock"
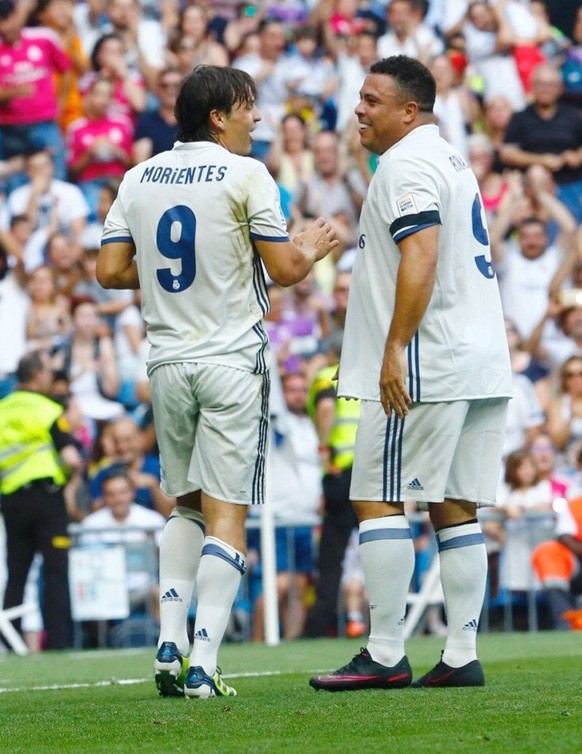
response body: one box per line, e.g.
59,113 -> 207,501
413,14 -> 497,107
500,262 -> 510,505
190,536 -> 246,676
158,507 -> 205,656
437,521 -> 487,667
359,515 -> 415,667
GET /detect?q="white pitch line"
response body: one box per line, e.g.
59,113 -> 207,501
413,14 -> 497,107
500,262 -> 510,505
66,649 -> 147,660
0,678 -> 148,694
0,668 -> 321,695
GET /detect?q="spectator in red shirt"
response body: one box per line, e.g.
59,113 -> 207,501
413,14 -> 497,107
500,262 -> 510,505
65,75 -> 132,220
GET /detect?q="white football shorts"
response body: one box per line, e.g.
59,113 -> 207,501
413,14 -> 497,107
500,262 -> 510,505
150,361 -> 269,504
350,397 -> 509,506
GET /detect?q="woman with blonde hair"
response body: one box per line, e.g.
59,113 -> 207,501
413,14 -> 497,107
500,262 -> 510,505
547,356 -> 582,459
26,264 -> 71,353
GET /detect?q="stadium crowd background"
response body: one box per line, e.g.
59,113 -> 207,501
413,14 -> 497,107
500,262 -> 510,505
1,0 -> 582,650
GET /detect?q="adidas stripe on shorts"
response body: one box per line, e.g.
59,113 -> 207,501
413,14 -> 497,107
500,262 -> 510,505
350,397 -> 508,506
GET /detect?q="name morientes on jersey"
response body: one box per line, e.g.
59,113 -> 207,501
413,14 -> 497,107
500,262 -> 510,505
140,164 -> 228,185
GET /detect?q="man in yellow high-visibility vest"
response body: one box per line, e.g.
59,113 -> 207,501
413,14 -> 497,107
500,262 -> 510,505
302,332 -> 361,638
0,350 -> 83,649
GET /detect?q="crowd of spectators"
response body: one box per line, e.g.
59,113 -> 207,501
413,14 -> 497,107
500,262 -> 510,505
1,0 -> 582,649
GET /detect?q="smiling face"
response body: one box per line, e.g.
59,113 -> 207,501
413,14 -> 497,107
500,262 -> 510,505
355,73 -> 409,155
110,418 -> 141,463
101,474 -> 134,520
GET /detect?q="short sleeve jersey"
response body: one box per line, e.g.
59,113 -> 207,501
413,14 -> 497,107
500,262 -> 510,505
101,141 -> 289,375
338,124 -> 512,403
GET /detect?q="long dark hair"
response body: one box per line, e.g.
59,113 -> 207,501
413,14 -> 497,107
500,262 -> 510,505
175,65 -> 256,143
90,33 -> 125,72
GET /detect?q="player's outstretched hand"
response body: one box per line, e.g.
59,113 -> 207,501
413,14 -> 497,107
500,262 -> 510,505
293,217 -> 339,261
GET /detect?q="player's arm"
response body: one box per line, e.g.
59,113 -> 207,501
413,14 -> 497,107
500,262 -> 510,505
314,391 -> 341,475
254,217 -> 339,286
50,416 -> 84,474
489,171 -> 524,266
380,225 -> 439,419
499,143 -> 564,173
97,240 -> 140,290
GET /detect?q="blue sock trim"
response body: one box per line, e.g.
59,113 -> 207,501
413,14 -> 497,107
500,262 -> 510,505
359,528 -> 412,545
201,543 -> 246,574
437,532 -> 484,552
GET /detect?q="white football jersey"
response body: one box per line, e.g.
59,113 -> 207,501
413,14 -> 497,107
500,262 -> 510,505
102,141 -> 289,375
338,124 -> 512,403
497,241 -> 563,340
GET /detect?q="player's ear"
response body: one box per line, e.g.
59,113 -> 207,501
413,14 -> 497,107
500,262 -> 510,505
402,101 -> 419,124
209,109 -> 226,132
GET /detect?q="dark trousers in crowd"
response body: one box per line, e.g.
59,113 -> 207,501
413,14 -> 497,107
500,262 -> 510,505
544,567 -> 582,630
303,467 -> 358,638
2,479 -> 73,649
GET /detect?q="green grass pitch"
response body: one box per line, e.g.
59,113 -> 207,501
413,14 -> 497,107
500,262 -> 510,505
0,632 -> 579,753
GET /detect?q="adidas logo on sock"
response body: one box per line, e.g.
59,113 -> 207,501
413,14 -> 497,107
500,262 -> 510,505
463,618 -> 479,632
406,478 -> 424,491
161,588 -> 182,603
194,627 -> 210,642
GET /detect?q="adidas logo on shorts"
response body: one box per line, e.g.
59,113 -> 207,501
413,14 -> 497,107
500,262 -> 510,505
406,478 -> 424,491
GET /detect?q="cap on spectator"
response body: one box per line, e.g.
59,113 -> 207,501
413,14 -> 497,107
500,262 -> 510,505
0,0 -> 15,19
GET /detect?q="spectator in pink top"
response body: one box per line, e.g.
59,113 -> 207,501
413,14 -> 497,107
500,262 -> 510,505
0,0 -> 71,182
65,76 -> 132,220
